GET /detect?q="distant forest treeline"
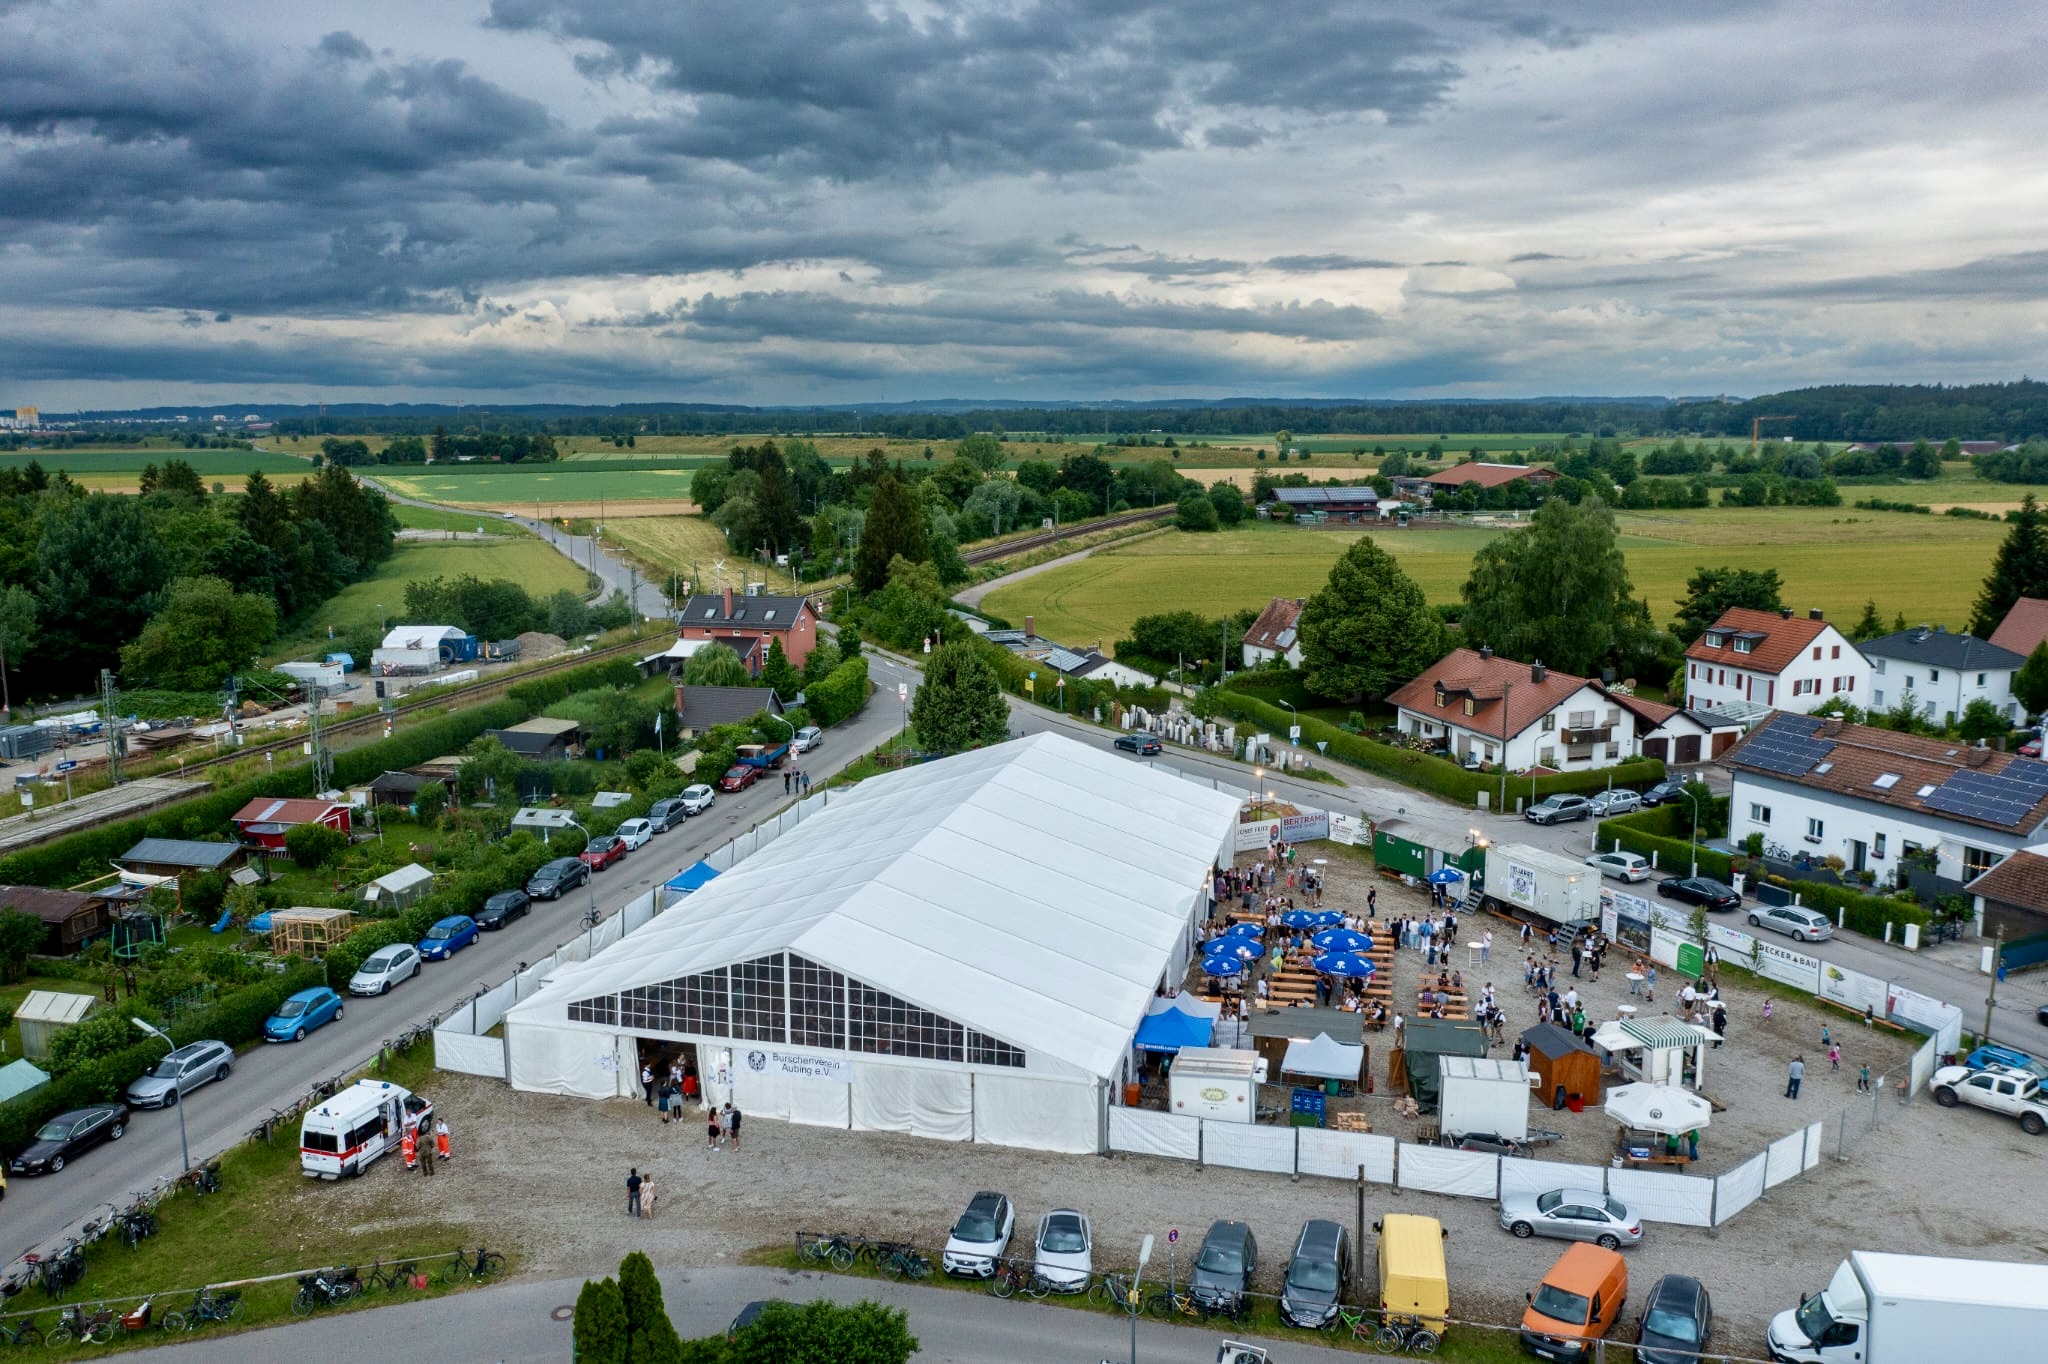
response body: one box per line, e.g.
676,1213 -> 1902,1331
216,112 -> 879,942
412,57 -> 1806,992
51,380 -> 2048,444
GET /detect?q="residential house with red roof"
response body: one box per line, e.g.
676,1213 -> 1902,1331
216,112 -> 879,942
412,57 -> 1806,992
675,587 -> 820,672
1419,461 -> 1559,494
1682,607 -> 1870,720
1989,596 -> 2048,659
1241,598 -> 1305,669
1386,648 -> 1641,772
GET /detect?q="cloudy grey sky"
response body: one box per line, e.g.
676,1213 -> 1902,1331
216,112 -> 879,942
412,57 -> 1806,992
4,0 -> 2045,408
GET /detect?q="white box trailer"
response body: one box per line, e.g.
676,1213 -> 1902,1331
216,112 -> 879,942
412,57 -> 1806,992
1767,1250 -> 2048,1363
1168,1046 -> 1268,1124
1436,1056 -> 1534,1140
276,661 -> 346,692
1479,843 -> 1599,930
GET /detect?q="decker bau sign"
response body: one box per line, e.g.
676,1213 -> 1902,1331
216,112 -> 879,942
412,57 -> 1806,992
744,1048 -> 852,1084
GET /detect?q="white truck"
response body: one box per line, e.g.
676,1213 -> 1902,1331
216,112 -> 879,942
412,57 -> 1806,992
1928,1064 -> 2048,1134
300,1079 -> 433,1180
1167,1047 -> 1267,1124
1478,843 -> 1600,931
1766,1250 -> 2048,1363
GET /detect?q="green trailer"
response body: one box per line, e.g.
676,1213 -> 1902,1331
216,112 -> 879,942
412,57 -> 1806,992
1373,817 -> 1486,882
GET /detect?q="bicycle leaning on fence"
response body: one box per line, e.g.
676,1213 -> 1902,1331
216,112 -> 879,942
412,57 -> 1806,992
795,1231 -> 857,1270
1373,1313 -> 1441,1354
1086,1271 -> 1143,1313
877,1245 -> 931,1281
989,1258 -> 1051,1300
442,1245 -> 505,1283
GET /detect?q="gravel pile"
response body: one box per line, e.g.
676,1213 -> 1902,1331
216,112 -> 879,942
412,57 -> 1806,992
513,631 -> 569,660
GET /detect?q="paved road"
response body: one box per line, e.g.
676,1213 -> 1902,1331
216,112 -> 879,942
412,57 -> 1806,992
358,476 -> 673,620
1,653 -> 926,1262
159,1263 -> 1367,1364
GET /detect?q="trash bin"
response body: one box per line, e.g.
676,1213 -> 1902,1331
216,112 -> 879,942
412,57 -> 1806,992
1566,1093 -> 1585,1114
1123,1083 -> 1141,1108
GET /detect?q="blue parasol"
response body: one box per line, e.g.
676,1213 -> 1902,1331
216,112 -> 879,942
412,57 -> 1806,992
1203,937 -> 1261,960
1312,929 -> 1376,953
1312,951 -> 1377,978
1425,867 -> 1467,885
1280,910 -> 1343,929
1222,921 -> 1264,937
1200,954 -> 1245,977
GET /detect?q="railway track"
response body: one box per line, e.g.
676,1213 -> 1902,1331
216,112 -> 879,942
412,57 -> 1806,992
167,636 -> 654,780
958,505 -> 1172,565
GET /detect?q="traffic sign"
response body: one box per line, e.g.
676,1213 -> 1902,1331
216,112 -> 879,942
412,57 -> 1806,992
1167,1228 -> 1179,1244
1288,724 -> 1301,744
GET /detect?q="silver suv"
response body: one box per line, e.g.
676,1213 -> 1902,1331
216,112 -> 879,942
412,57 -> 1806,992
1526,795 -> 1593,825
124,1039 -> 232,1109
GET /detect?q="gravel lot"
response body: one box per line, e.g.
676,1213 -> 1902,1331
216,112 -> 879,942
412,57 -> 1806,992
309,846 -> 2047,1357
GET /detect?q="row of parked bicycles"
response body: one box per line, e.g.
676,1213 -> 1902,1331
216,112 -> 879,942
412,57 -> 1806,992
795,1231 -> 932,1281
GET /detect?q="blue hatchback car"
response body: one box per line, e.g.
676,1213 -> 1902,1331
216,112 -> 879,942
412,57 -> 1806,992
418,915 -> 480,962
264,987 -> 343,1043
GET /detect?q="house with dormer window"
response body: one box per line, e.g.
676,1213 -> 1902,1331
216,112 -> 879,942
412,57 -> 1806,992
1386,648 -> 1643,771
1682,607 -> 1870,720
674,587 -> 820,672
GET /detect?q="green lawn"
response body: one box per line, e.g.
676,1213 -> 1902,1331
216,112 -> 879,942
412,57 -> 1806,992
391,503 -> 531,534
984,510 -> 2003,656
264,540 -> 590,662
376,467 -> 702,507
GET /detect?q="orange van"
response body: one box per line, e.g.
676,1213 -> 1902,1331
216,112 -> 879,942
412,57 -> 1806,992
1520,1242 -> 1628,1361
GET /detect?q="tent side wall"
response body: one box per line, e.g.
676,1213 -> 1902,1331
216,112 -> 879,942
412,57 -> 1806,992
504,1018 -> 630,1099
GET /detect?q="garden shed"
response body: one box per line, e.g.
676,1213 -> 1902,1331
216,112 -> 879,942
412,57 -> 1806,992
15,991 -> 96,1062
269,907 -> 357,959
362,864 -> 435,912
1521,1021 -> 1604,1110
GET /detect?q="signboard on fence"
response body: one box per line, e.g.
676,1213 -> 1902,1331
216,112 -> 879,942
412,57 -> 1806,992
1235,809 -> 1330,851
1817,961 -> 1889,1015
743,1049 -> 852,1083
1605,888 -> 1653,949
1887,983 -> 1959,1047
1752,939 -> 1822,992
1502,860 -> 1541,909
1329,813 -> 1365,846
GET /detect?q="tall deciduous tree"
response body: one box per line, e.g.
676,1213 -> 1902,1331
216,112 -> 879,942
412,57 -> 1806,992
954,432 -> 1006,473
0,584 -> 37,717
34,492 -> 172,686
681,642 -> 751,687
1458,496 -> 1637,677
1671,566 -> 1784,645
910,640 -> 1008,753
747,443 -> 802,555
1969,493 -> 2048,638
119,576 -> 278,690
2015,642 -> 2048,718
1297,538 -> 1444,701
854,472 -> 924,593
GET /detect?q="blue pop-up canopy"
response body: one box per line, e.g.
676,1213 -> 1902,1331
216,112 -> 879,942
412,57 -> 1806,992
665,861 -> 721,894
1133,1006 -> 1216,1054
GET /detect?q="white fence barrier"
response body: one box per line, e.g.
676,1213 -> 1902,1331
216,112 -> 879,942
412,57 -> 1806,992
1908,1033 -> 1939,1100
1606,1166 -> 1715,1227
1201,1121 -> 1296,1174
1802,1120 -> 1824,1170
1296,1128 -> 1396,1184
434,1030 -> 506,1078
1396,1145 -> 1499,1199
1712,1152 -> 1767,1225
1108,1107 -> 1201,1161
1499,1159 -> 1607,1202
1764,1130 -> 1806,1188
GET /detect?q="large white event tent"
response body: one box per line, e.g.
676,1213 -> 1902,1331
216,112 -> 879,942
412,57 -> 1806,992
503,732 -> 1242,1153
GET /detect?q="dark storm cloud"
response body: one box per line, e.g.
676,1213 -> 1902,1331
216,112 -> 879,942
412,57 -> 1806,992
318,30 -> 373,62
1508,252 -> 1568,262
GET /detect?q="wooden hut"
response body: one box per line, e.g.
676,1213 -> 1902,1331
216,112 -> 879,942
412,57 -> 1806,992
269,907 -> 356,959
1520,1021 -> 1603,1111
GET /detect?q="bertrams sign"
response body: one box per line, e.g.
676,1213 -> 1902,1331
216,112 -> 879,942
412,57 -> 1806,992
745,1049 -> 852,1083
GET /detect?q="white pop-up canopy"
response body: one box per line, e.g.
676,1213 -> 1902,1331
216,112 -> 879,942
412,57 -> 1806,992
1280,1032 -> 1364,1081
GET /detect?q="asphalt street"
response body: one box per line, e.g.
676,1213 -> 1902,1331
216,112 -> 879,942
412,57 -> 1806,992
1,651 -> 927,1263
158,1263 -> 1373,1364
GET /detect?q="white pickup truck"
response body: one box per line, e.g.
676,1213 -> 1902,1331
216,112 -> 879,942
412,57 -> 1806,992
1928,1064 -> 2048,1134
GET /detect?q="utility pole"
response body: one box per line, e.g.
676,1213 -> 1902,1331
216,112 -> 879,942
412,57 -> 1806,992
1496,679 -> 1512,814
307,685 -> 333,794
1750,415 -> 1795,448
1984,924 -> 2007,1044
100,668 -> 124,787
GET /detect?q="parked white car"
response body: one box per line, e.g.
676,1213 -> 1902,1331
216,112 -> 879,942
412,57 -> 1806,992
348,943 -> 422,996
1033,1209 -> 1092,1292
1588,789 -> 1643,817
793,725 -> 823,753
1585,851 -> 1651,883
1746,904 -> 1834,943
615,818 -> 654,849
679,784 -> 716,815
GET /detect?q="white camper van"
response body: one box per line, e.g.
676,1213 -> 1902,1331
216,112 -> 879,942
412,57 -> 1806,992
300,1079 -> 433,1180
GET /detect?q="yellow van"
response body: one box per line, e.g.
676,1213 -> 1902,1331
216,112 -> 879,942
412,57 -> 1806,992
1374,1213 -> 1450,1336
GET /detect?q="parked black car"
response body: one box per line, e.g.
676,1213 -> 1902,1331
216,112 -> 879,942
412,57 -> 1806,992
526,857 -> 590,900
1640,778 -> 1691,808
474,889 -> 531,930
1635,1273 -> 1713,1364
11,1105 -> 128,1175
1279,1219 -> 1348,1328
1190,1220 -> 1258,1311
1113,733 -> 1162,755
1657,876 -> 1742,912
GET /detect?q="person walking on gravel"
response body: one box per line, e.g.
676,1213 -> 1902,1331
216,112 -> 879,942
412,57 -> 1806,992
641,1175 -> 658,1220
626,1167 -> 643,1217
1786,1055 -> 1805,1100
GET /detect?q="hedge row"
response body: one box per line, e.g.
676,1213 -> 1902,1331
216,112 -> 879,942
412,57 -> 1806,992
507,656 -> 641,712
1596,809 -> 1929,939
0,681 -> 535,889
0,959 -> 324,1157
804,656 -> 872,728
1207,691 -> 1666,806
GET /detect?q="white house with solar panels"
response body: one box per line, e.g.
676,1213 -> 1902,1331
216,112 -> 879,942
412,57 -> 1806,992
1721,712 -> 2048,889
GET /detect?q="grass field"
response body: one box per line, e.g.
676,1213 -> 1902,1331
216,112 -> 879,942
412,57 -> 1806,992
598,515 -> 802,595
373,467 -> 704,509
1,447 -> 314,491
390,502 -> 530,533
983,510 -> 2003,654
265,539 -> 590,661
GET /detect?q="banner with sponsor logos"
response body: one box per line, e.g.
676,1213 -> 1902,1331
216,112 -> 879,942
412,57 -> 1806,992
1817,961 -> 1889,1015
1328,813 -> 1365,846
1751,939 -> 1822,992
1234,809 -> 1330,852
743,1048 -> 852,1084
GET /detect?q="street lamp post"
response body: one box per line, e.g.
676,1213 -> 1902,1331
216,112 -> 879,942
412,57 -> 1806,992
1675,785 -> 1702,877
131,1018 -> 189,1176
1127,1233 -> 1155,1364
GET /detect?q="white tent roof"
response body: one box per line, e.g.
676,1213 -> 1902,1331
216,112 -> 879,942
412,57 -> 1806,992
1281,1033 -> 1363,1080
510,732 -> 1241,1080
379,624 -> 464,649
1148,994 -> 1222,1021
367,864 -> 433,896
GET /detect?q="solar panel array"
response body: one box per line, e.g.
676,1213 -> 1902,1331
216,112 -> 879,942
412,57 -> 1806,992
1922,760 -> 2048,827
1738,720 -> 1836,777
1045,647 -> 1092,673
